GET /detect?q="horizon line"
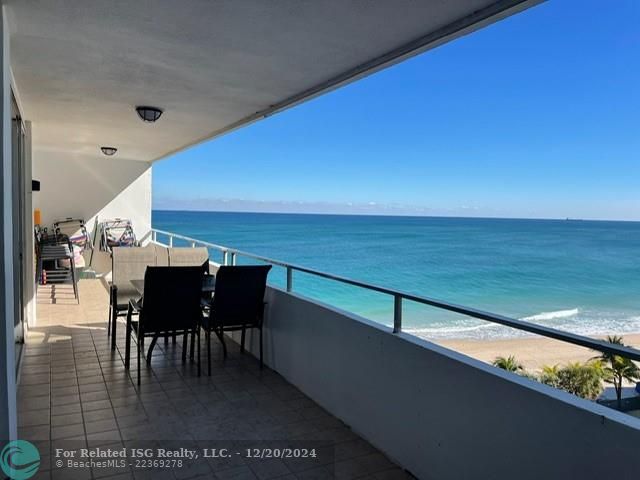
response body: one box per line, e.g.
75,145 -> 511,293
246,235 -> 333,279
151,208 -> 640,224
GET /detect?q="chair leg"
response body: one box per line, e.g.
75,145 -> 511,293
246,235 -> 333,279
137,336 -> 141,386
241,327 -> 246,353
172,332 -> 177,345
197,328 -> 201,377
110,310 -> 116,350
147,335 -> 158,365
124,309 -> 132,369
207,330 -> 211,376
259,326 -> 263,369
164,333 -> 169,345
111,305 -> 118,350
107,295 -> 112,337
182,332 -> 188,362
70,255 -> 78,302
216,328 -> 228,359
190,330 -> 195,361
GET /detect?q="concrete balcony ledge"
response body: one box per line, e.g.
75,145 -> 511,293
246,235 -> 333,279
233,286 -> 640,480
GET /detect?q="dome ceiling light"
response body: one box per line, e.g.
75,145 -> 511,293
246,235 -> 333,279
100,146 -> 118,156
136,106 -> 163,123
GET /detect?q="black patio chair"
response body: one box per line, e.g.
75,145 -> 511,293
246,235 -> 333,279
124,266 -> 204,384
201,265 -> 271,375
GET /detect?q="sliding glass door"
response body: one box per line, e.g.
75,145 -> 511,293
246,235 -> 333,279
11,92 -> 26,367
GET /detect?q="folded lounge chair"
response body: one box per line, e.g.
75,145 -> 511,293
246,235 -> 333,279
53,218 -> 93,253
53,218 -> 93,269
34,226 -> 79,300
99,219 -> 138,254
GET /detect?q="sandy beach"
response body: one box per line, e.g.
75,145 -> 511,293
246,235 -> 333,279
437,333 -> 640,372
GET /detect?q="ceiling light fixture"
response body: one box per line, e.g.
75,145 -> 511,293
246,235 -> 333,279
135,106 -> 163,123
100,146 -> 118,156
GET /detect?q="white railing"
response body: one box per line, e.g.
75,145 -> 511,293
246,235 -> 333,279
151,228 -> 640,362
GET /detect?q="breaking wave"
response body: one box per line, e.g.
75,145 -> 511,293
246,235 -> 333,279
522,308 -> 579,322
403,308 -> 640,341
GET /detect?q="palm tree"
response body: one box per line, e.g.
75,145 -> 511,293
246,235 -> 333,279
592,335 -> 640,409
492,355 -> 524,373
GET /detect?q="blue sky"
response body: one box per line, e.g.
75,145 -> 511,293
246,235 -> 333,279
153,0 -> 640,220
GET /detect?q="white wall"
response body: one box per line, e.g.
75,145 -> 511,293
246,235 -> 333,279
236,287 -> 640,480
32,150 -> 152,274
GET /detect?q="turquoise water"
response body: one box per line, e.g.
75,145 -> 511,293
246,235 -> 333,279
153,210 -> 640,339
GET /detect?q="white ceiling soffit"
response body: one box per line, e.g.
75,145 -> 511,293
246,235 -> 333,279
7,0 -> 541,163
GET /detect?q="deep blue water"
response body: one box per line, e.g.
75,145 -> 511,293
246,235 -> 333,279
153,210 -> 640,339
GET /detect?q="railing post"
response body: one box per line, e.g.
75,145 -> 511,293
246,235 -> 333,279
191,241 -> 196,248
151,230 -> 156,243
286,267 -> 293,292
393,295 -> 402,333
168,235 -> 173,247
231,252 -> 237,266
222,250 -> 228,265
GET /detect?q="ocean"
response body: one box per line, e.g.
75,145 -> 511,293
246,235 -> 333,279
153,210 -> 640,340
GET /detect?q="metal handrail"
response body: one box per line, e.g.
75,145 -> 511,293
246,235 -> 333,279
150,228 -> 640,362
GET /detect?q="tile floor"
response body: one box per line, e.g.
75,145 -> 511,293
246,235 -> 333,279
17,280 -> 410,480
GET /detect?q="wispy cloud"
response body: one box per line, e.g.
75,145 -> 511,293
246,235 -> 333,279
153,195 -> 494,217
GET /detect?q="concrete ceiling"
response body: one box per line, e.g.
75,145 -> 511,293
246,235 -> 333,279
6,0 -> 539,163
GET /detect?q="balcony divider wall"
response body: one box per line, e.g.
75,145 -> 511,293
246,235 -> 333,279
0,4 -> 18,443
